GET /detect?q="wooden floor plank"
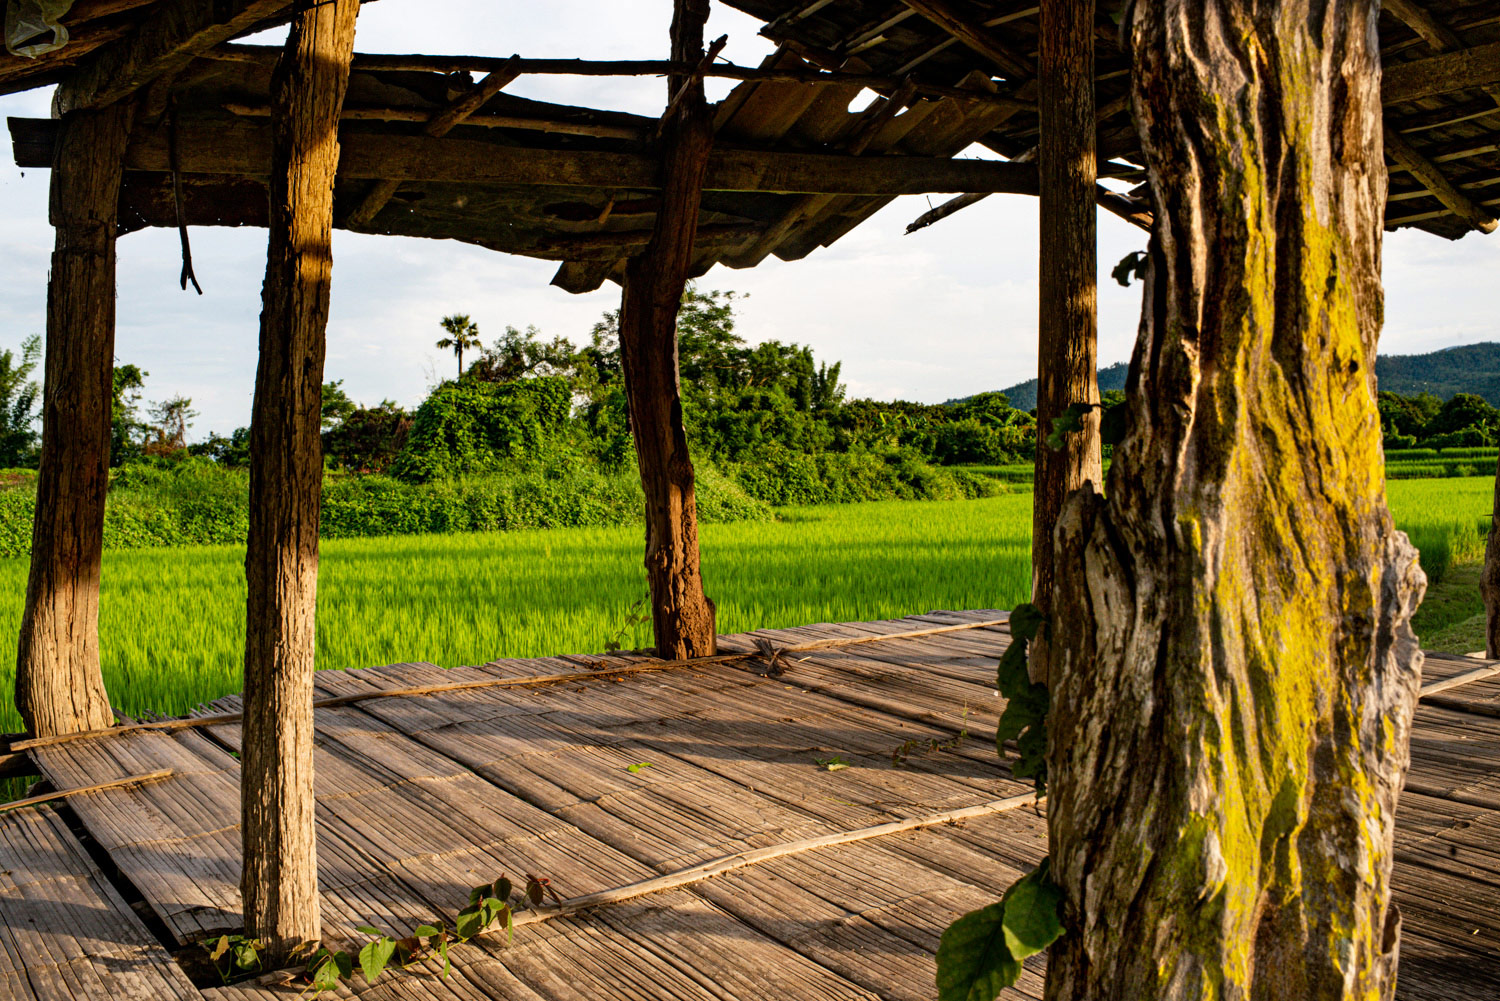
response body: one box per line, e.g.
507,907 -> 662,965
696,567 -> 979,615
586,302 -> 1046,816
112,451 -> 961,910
0,804 -> 202,1000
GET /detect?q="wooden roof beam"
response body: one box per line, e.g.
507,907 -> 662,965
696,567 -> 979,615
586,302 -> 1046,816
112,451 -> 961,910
55,0 -> 291,114
346,60 -> 520,228
9,116 -> 1041,196
1385,128 -> 1497,233
1382,41 -> 1500,104
1384,0 -> 1500,110
897,0 -> 1033,80
205,44 -> 1035,110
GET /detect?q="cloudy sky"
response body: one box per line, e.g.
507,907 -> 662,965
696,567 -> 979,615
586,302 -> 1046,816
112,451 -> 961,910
2,1 -> 1498,437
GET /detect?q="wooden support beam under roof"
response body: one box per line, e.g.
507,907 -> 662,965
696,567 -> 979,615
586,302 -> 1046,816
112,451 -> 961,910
897,0 -> 1033,80
9,116 -> 1042,196
1382,41 -> 1500,104
1386,128 -> 1497,233
55,0 -> 292,114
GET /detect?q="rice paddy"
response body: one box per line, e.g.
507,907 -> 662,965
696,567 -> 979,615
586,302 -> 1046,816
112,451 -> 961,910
0,477 -> 1490,735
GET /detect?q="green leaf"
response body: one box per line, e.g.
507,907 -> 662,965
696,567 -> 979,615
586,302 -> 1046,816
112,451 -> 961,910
626,762 -> 653,774
355,925 -> 383,936
311,957 -> 342,993
1000,864 -> 1065,960
1111,249 -> 1147,287
455,907 -> 484,940
209,935 -> 229,962
493,877 -> 513,903
935,902 -> 1022,1001
358,937 -> 396,984
334,951 -> 354,981
413,924 -> 441,939
438,938 -> 451,979
232,940 -> 261,971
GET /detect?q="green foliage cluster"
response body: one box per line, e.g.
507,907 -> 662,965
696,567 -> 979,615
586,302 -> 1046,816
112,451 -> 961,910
0,457 -> 771,559
1379,390 -> 1500,450
0,336 -> 41,468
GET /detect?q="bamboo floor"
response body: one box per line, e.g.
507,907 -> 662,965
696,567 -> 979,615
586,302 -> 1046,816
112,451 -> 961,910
0,610 -> 1496,1000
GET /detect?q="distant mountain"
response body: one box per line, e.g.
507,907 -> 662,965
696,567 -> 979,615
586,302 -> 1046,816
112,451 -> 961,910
1374,342 -> 1500,404
988,362 -> 1130,413
977,343 -> 1500,411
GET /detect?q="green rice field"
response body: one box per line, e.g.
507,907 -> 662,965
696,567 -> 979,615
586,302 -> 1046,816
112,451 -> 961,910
0,477 -> 1490,734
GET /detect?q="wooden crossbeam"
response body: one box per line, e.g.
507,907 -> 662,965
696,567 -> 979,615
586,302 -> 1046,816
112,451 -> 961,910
346,61 -> 519,228
206,44 -> 1035,110
55,0 -> 289,114
9,117 -> 1039,196
1383,41 -> 1500,103
898,0 -> 1032,79
1385,128 -> 1498,232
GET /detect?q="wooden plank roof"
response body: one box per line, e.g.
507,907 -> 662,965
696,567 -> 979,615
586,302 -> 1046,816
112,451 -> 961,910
0,611 -> 1497,998
3,0 -> 1495,298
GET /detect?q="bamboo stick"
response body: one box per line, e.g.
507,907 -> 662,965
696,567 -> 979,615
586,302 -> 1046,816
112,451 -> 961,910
0,769 -> 173,815
1419,662 -> 1500,697
203,44 -> 1035,111
6,617 -> 1009,753
512,789 -> 1040,927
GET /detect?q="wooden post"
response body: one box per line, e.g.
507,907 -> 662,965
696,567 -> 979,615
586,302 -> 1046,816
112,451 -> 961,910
1031,0 -> 1099,680
616,0 -> 717,659
240,0 -> 358,961
1483,455 -> 1500,656
15,102 -> 135,739
1047,1 -> 1420,995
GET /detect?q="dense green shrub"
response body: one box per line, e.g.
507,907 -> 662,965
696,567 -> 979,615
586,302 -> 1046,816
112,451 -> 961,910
724,444 -> 1004,507
390,377 -> 574,482
0,458 -> 772,557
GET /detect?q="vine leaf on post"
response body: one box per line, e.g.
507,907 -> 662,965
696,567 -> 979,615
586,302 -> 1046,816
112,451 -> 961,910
999,861 -> 1065,960
936,901 -> 1021,1001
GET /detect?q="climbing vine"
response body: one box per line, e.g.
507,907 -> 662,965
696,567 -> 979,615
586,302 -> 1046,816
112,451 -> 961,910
934,604 -> 1063,1000
203,873 -> 562,996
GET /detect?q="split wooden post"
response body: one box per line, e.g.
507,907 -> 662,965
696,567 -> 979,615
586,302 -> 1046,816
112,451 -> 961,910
1031,0 -> 1100,680
240,0 -> 359,961
616,0 -> 718,659
15,102 -> 135,738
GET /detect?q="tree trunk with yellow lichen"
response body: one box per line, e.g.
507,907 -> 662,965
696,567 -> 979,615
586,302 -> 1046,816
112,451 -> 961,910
1044,2 -> 1423,999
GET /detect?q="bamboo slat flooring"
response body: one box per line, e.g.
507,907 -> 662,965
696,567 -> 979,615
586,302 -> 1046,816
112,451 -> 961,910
0,803 -> 201,1000
2,609 -> 1498,1000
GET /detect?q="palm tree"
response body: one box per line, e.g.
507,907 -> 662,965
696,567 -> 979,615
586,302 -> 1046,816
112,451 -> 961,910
436,314 -> 482,379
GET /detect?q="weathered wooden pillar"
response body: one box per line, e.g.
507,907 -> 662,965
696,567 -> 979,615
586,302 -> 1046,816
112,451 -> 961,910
1031,0 -> 1100,680
1483,456 -> 1500,656
1046,2 -> 1420,997
241,0 -> 358,961
15,101 -> 135,738
617,0 -> 717,659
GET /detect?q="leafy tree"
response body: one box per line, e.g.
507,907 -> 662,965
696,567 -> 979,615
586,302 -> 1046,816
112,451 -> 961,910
436,314 -> 482,379
145,395 -> 198,452
190,427 -> 251,467
0,335 -> 41,467
1377,390 -> 1441,438
322,380 -> 357,431
1422,392 -> 1499,439
467,325 -> 577,383
323,402 -> 411,473
111,363 -> 148,466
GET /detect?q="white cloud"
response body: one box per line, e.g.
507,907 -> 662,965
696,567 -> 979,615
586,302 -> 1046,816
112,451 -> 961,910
2,1 -> 1496,436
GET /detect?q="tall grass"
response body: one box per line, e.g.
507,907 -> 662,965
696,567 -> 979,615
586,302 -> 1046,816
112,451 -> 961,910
0,479 -> 1487,735
0,496 -> 1033,733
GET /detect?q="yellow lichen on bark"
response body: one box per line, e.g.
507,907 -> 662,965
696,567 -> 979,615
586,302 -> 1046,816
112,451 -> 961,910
1043,3 -> 1423,999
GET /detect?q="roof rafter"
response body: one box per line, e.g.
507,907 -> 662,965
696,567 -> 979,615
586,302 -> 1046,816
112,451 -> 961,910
1385,128 -> 1497,233
55,0 -> 292,114
1382,41 -> 1500,104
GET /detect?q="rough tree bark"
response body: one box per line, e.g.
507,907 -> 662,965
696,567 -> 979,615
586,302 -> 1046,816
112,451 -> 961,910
15,102 -> 135,738
616,0 -> 717,659
241,0 -> 358,961
1483,456 -> 1500,656
1045,3 -> 1423,999
1031,0 -> 1100,682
